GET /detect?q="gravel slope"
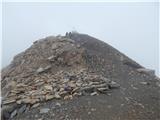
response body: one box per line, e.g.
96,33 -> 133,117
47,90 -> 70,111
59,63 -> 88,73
1,33 -> 160,120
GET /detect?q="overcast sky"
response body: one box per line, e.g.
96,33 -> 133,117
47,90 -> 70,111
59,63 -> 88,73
2,0 -> 159,2
2,2 -> 159,76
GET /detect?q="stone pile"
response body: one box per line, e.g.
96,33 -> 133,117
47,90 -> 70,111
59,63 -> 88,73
1,33 -> 120,119
2,68 -> 120,106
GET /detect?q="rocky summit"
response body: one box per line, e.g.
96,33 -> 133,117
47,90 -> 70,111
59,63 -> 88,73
1,32 -> 160,120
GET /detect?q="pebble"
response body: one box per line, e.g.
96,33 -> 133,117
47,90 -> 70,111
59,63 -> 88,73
55,102 -> 61,107
7,81 -> 17,88
131,84 -> 138,90
46,94 -> 54,100
76,44 -> 81,48
121,104 -> 124,107
91,108 -> 96,111
107,105 -> 112,108
48,55 -> 56,61
54,93 -> 61,99
140,82 -> 149,85
44,65 -> 52,70
64,95 -> 70,100
44,85 -> 53,91
90,91 -> 98,96
35,114 -> 38,118
37,118 -> 43,120
40,108 -> 50,114
32,103 -> 40,108
135,102 -> 145,109
36,67 -> 44,73
52,43 -> 58,50
88,111 -> 91,115
97,87 -> 108,92
108,81 -> 120,89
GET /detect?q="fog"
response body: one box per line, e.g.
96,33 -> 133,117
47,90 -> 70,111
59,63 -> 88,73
2,2 -> 159,76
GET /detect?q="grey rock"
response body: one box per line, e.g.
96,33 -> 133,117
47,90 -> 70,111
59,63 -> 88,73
40,108 -> 50,114
44,65 -> 52,70
88,111 -> 91,115
140,82 -> 150,85
37,118 -> 43,120
76,44 -> 81,48
90,91 -> 98,96
108,81 -> 120,89
91,108 -> 96,111
47,55 -> 56,61
36,65 -> 51,74
2,99 -> 16,105
57,57 -> 64,62
10,109 -> 17,118
137,68 -> 155,76
92,83 -> 107,88
25,105 -> 30,113
55,102 -> 61,107
51,43 -> 58,50
36,67 -> 44,73
89,81 -> 100,85
35,114 -> 38,118
18,104 -> 27,114
101,77 -> 111,83
32,103 -> 40,108
97,87 -> 108,92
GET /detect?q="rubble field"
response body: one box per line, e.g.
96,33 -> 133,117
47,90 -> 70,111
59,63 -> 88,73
1,32 -> 160,120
